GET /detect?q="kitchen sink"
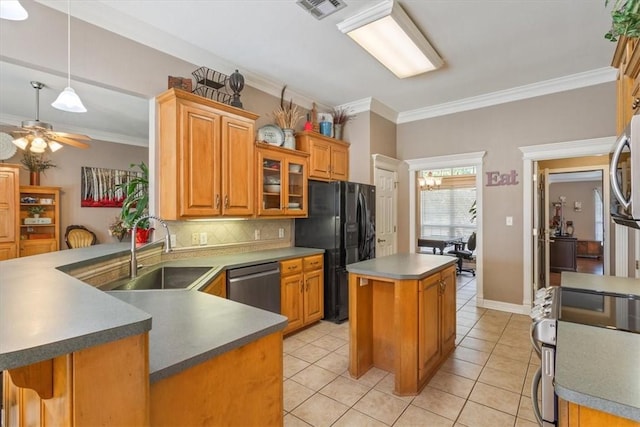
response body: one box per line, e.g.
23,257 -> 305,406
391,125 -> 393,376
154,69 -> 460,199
101,265 -> 215,291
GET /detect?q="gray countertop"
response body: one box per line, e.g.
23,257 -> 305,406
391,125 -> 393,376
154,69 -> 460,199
0,243 -> 322,372
346,253 -> 457,280
557,274 -> 640,421
110,290 -> 287,383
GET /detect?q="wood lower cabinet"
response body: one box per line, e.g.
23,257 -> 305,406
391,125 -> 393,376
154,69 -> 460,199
280,254 -> 324,335
349,263 -> 457,396
295,131 -> 349,181
418,265 -> 456,385
559,398 -> 640,427
157,89 -> 258,219
19,186 -> 60,257
199,271 -> 226,298
3,333 -> 149,427
0,164 -> 19,260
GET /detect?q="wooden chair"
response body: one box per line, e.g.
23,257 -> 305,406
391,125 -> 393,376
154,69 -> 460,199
65,225 -> 97,249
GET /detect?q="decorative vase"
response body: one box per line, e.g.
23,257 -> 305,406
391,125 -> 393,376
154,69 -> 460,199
283,128 -> 295,149
334,123 -> 343,140
33,214 -> 40,219
135,228 -> 152,244
30,171 -> 40,186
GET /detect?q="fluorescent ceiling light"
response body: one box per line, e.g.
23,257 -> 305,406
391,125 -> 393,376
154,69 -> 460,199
0,1 -> 28,20
337,0 -> 443,78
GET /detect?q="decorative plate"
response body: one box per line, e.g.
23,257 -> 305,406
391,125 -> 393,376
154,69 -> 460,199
0,132 -> 17,160
257,125 -> 284,146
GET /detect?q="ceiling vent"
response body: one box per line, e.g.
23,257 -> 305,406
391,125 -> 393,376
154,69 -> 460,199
297,0 -> 347,20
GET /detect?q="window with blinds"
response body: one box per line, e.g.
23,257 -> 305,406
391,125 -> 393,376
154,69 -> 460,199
419,170 -> 476,239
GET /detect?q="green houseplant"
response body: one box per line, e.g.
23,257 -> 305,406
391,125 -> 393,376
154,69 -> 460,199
117,162 -> 150,242
28,205 -> 45,217
605,0 -> 640,41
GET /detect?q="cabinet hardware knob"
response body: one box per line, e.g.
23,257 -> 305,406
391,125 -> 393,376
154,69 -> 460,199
300,280 -> 303,292
305,280 -> 309,292
377,238 -> 386,243
215,194 -> 220,209
224,195 -> 229,208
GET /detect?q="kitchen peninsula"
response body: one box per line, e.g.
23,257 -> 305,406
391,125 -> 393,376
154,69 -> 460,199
0,243 -> 294,426
347,253 -> 457,396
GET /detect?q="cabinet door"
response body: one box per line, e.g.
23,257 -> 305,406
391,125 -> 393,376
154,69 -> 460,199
285,158 -> 307,217
330,144 -> 349,181
303,268 -> 324,324
257,150 -> 285,216
222,117 -> 254,216
179,103 -> 222,217
0,243 -> 17,261
418,274 -> 441,381
0,167 -> 18,244
281,273 -> 304,334
307,138 -> 332,180
440,267 -> 457,353
20,240 -> 57,257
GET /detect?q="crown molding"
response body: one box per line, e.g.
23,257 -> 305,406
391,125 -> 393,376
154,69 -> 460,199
337,97 -> 398,122
0,113 -> 149,147
519,136 -> 616,160
397,67 -> 617,124
33,0 -> 324,111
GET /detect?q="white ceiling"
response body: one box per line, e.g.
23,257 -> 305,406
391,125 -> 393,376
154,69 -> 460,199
1,0 -> 620,146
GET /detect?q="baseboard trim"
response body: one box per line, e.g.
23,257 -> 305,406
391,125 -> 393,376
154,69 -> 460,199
476,298 -> 530,315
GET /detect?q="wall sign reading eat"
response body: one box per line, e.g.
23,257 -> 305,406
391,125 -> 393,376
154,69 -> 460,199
486,170 -> 518,186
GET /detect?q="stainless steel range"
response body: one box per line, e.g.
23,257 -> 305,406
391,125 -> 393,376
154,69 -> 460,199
529,286 -> 640,426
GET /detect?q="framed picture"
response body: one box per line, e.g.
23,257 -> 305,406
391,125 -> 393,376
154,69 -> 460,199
81,166 -> 142,208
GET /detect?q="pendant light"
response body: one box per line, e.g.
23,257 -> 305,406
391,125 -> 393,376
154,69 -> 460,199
0,1 -> 28,20
52,0 -> 87,113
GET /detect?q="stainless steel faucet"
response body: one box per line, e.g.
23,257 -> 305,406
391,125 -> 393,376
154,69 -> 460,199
130,215 -> 172,278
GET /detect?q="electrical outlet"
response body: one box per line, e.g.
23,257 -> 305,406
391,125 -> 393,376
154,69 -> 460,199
170,234 -> 177,247
254,229 -> 260,240
191,233 -> 199,245
199,232 -> 207,245
278,228 -> 284,238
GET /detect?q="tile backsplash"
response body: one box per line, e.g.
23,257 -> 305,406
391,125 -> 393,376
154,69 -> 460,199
166,219 -> 292,249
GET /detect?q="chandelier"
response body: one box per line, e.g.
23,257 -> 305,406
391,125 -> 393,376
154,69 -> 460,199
418,171 -> 442,191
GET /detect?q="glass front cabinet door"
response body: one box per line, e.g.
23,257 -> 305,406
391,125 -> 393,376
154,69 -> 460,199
257,144 -> 308,217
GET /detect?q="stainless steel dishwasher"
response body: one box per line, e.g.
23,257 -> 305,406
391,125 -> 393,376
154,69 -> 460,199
226,262 -> 281,313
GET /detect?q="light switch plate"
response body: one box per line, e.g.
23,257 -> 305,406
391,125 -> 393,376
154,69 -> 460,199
254,229 -> 260,240
199,232 -> 207,245
191,233 -> 199,245
506,216 -> 513,226
279,228 -> 284,238
170,234 -> 177,247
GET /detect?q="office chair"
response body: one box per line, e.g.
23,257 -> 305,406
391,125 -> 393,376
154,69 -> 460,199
65,225 -> 97,249
448,232 -> 476,276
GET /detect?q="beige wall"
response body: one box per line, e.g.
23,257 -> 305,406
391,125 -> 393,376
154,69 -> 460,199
347,111 -> 397,185
397,83 -> 616,305
549,180 -> 602,241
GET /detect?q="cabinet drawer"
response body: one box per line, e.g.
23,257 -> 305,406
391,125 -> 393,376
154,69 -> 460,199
303,254 -> 323,271
280,258 -> 303,276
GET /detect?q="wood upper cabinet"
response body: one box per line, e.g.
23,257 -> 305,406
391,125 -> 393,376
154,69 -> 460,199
19,186 -> 60,257
295,131 -> 349,182
0,164 -> 19,260
612,37 -> 640,134
157,89 -> 258,219
280,254 -> 324,335
418,265 -> 456,386
256,143 -> 308,217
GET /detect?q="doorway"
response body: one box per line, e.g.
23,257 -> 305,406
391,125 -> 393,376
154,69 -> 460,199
544,169 -> 605,286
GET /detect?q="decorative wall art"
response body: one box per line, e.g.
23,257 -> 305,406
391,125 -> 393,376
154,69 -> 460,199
81,166 -> 142,207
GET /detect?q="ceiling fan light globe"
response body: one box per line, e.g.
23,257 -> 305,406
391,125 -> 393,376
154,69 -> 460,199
31,137 -> 47,150
29,145 -> 46,154
48,140 -> 64,152
12,137 -> 28,150
52,87 -> 87,113
0,0 -> 28,21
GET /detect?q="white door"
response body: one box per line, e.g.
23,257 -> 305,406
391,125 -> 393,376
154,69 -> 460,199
543,168 -> 551,287
532,165 -> 550,293
375,168 -> 397,257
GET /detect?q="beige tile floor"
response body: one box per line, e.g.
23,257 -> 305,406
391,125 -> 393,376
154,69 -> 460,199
283,275 -> 540,427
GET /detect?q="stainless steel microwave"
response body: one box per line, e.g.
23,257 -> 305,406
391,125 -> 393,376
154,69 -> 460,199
610,115 -> 640,229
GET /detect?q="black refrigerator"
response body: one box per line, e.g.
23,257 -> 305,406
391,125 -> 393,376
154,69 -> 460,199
295,180 -> 376,322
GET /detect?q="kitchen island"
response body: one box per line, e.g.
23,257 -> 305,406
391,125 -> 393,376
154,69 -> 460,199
0,243 -> 305,427
347,253 -> 457,396
556,272 -> 640,426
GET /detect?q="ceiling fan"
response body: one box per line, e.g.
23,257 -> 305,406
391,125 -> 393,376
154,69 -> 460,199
0,81 -> 90,153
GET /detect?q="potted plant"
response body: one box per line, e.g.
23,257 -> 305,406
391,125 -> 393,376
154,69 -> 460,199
108,216 -> 128,242
605,0 -> 640,41
28,205 -> 45,218
117,162 -> 151,243
331,107 -> 355,140
272,85 -> 304,149
20,152 -> 56,186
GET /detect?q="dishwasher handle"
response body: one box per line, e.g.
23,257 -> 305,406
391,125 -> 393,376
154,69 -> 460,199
227,262 -> 279,279
228,268 -> 280,283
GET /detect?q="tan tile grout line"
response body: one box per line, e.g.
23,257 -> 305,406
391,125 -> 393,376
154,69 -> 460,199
283,276 -> 537,427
